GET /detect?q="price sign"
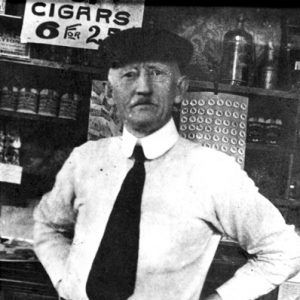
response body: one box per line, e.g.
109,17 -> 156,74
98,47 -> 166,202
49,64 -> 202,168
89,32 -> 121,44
20,0 -> 145,50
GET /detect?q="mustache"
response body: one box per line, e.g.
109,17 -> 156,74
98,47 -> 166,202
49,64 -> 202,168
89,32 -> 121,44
131,97 -> 155,107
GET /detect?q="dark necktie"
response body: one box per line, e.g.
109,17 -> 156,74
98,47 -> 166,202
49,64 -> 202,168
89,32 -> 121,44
86,145 -> 146,300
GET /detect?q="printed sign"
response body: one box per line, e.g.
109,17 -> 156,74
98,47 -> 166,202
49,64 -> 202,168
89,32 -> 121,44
20,0 -> 145,49
0,32 -> 30,58
0,163 -> 22,184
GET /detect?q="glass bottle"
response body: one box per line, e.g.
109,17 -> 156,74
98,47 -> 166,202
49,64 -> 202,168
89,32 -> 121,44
49,45 -> 58,62
260,41 -> 278,90
277,16 -> 292,90
288,180 -> 298,201
63,48 -> 74,64
0,120 -> 5,162
220,14 -> 255,86
290,42 -> 300,90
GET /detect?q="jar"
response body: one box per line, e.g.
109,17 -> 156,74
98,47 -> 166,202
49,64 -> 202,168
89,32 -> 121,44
38,89 -> 59,117
220,14 -> 255,86
0,86 -> 19,111
17,87 -> 38,114
59,92 -> 80,120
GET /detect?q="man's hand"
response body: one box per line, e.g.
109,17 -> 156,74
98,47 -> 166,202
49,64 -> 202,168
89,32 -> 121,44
204,292 -> 222,300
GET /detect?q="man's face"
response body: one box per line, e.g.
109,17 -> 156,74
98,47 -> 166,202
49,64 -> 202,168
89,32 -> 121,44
108,61 -> 184,137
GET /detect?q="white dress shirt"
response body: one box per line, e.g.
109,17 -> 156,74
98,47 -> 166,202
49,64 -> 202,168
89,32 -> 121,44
33,118 -> 300,300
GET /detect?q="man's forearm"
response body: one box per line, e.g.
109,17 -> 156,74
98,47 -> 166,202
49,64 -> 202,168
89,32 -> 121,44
34,219 -> 73,288
33,149 -> 78,288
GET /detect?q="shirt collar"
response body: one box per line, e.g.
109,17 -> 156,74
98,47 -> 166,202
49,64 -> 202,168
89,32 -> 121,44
122,118 -> 179,160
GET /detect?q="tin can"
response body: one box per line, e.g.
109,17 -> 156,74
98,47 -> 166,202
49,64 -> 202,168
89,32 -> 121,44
59,93 -> 80,120
38,89 -> 59,117
0,86 -> 19,111
17,87 -> 38,114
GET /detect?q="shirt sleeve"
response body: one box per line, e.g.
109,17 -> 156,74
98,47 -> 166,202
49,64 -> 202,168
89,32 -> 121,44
209,154 -> 300,300
33,148 -> 78,290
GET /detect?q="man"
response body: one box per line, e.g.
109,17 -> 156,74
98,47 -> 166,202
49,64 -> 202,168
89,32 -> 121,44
33,27 -> 300,300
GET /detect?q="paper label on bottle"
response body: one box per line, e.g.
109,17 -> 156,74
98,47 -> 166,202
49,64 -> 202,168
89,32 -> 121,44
0,163 -> 22,184
294,61 -> 300,70
0,163 -> 23,184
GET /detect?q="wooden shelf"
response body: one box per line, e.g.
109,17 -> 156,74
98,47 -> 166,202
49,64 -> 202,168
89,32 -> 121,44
0,14 -> 22,20
0,109 -> 76,124
246,142 -> 293,154
0,13 -> 23,32
272,198 -> 300,209
189,80 -> 300,101
0,56 -> 103,75
0,57 -> 299,96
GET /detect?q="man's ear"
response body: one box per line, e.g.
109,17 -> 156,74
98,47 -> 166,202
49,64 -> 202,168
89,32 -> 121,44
175,75 -> 189,104
105,81 -> 113,98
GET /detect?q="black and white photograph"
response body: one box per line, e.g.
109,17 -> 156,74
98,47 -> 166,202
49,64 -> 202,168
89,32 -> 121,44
1,1 -> 300,300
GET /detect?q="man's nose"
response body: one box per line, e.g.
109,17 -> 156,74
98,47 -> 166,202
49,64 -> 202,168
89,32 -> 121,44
136,71 -> 152,95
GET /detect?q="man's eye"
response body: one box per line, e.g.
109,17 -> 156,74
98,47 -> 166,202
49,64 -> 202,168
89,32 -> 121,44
149,69 -> 163,76
123,72 -> 137,78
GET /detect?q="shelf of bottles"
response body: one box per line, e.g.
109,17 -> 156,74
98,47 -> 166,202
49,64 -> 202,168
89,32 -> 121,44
188,80 -> 300,100
0,51 -> 105,75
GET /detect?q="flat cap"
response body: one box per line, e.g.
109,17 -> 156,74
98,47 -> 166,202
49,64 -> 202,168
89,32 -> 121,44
102,27 -> 194,71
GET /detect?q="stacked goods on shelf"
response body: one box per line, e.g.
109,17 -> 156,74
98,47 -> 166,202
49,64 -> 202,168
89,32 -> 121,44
16,87 -> 38,114
247,116 -> 283,144
0,86 -> 19,111
38,89 -> 59,117
0,85 -> 80,120
58,92 -> 80,120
